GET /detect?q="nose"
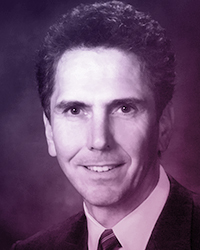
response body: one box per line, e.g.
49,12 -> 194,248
87,113 -> 113,151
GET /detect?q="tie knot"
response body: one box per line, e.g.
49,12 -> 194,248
98,229 -> 121,250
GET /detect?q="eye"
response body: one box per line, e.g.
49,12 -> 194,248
112,103 -> 138,117
69,107 -> 81,115
63,106 -> 83,116
121,105 -> 132,113
118,104 -> 137,114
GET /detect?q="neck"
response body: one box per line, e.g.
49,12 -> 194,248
84,164 -> 160,228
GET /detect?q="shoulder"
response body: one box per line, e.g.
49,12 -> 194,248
147,175 -> 200,249
168,175 -> 200,210
169,176 -> 200,248
189,189 -> 200,248
12,211 -> 87,250
167,176 -> 200,220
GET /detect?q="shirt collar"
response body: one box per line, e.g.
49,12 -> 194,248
84,166 -> 170,250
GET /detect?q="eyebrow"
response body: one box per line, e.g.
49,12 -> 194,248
55,101 -> 89,111
55,98 -> 146,111
109,98 -> 145,107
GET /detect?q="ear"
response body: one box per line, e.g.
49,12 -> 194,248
158,102 -> 174,153
43,113 -> 57,157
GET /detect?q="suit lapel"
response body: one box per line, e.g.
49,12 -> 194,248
146,177 -> 192,250
63,212 -> 88,250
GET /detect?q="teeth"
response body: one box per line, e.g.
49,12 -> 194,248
86,166 -> 113,172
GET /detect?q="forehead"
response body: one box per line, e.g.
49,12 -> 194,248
56,47 -> 143,78
53,47 -> 153,106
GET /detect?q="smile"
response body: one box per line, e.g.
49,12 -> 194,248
84,164 -> 122,172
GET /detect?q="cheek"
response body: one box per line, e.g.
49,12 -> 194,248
52,120 -> 87,159
113,119 -> 148,151
113,118 -> 159,160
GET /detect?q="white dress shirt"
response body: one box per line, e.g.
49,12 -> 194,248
84,166 -> 170,250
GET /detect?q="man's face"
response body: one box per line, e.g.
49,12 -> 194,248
44,48 -> 165,211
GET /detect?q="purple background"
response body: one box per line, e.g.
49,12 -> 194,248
0,0 -> 200,248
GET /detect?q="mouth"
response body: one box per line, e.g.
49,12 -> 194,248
84,164 -> 122,173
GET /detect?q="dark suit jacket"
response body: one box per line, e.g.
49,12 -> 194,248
12,177 -> 200,250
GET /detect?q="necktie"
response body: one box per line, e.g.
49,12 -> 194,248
97,229 -> 122,250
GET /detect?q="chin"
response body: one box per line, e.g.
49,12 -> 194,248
83,188 -> 124,208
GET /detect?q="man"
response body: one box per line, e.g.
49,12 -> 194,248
12,1 -> 200,249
